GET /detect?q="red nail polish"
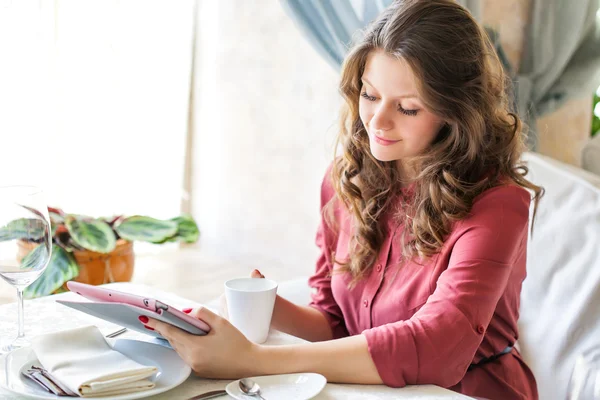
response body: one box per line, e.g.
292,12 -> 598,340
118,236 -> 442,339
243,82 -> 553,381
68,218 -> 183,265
182,308 -> 192,314
138,315 -> 149,323
144,325 -> 154,331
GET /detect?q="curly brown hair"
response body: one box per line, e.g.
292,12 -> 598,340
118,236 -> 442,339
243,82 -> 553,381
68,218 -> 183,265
329,0 -> 544,285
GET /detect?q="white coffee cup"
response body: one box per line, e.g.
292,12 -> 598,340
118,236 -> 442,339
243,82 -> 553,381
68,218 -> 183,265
224,277 -> 278,344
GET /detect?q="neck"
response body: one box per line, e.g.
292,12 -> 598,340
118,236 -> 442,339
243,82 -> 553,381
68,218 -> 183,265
396,160 -> 418,187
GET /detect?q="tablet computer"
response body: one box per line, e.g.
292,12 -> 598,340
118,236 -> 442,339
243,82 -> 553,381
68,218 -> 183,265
57,281 -> 210,340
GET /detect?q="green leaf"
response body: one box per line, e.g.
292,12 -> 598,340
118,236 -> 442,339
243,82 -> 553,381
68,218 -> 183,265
52,286 -> 68,294
49,211 -> 64,225
151,233 -> 179,244
24,245 -> 78,298
170,215 -> 200,243
65,216 -> 116,253
51,223 -> 59,237
115,216 -> 178,243
20,243 -> 51,270
0,218 -> 46,241
150,215 -> 200,244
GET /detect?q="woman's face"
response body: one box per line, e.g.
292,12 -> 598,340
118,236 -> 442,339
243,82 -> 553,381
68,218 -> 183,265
359,50 -> 444,165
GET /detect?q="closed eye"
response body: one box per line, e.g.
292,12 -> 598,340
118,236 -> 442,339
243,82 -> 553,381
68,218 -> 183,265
360,91 -> 377,102
361,91 -> 420,116
398,105 -> 418,116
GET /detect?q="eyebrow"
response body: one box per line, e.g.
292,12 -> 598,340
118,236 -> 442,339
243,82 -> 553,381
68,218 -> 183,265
361,77 -> 418,99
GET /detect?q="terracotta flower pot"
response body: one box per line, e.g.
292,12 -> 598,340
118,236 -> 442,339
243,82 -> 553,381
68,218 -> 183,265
17,239 -> 135,287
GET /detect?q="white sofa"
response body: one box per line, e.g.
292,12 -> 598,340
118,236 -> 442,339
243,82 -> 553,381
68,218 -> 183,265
272,152 -> 600,400
519,152 -> 600,399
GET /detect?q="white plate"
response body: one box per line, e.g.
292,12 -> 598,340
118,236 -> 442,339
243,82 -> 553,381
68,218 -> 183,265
0,339 -> 191,399
225,373 -> 327,400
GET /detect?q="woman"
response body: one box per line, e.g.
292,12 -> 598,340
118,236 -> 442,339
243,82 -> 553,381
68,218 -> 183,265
142,0 -> 543,398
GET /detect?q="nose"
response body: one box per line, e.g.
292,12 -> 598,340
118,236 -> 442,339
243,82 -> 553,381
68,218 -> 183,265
369,103 -> 394,132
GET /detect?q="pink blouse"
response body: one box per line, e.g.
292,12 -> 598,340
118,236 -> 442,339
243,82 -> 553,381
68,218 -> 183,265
308,167 -> 538,400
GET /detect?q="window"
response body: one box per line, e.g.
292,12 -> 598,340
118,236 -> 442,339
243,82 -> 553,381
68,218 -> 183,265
0,0 -> 195,225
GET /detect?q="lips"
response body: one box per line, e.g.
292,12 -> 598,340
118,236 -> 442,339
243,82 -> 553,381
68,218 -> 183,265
373,134 -> 400,146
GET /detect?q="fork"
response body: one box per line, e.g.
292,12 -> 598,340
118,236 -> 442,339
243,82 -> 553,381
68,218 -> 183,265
105,327 -> 127,338
22,366 -> 78,397
22,327 -> 128,396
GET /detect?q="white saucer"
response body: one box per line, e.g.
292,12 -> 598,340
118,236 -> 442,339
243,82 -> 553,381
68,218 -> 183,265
226,373 -> 327,400
0,339 -> 191,399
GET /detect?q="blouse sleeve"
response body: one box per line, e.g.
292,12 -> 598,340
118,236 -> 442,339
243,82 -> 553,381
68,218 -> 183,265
307,165 -> 349,340
362,185 -> 531,387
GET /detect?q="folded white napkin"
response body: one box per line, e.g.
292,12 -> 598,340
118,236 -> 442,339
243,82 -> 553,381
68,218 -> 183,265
31,325 -> 158,397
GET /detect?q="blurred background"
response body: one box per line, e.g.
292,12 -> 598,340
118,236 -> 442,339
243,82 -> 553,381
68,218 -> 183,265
0,0 -> 599,304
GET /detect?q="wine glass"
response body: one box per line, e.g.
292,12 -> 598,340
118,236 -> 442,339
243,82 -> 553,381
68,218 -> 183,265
567,346 -> 600,399
0,186 -> 52,353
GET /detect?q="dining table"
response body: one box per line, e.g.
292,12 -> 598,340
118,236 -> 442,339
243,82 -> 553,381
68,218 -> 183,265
0,282 -> 472,399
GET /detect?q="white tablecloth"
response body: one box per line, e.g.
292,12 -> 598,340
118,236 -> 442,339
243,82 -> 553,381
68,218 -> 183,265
0,283 -> 471,399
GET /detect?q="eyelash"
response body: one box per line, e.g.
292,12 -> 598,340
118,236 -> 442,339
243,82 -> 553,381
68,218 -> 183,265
360,91 -> 419,116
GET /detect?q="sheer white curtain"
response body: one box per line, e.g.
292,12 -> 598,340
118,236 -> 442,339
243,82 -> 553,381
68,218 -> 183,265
190,0 -> 340,276
0,0 -> 194,224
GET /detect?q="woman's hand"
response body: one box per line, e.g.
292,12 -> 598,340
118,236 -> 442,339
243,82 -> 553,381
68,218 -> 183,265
219,269 -> 265,319
219,269 -> 333,341
142,307 -> 259,379
141,293 -> 382,385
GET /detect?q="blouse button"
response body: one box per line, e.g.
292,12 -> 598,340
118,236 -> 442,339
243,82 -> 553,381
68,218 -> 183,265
363,299 -> 369,307
376,264 -> 382,272
477,325 -> 485,334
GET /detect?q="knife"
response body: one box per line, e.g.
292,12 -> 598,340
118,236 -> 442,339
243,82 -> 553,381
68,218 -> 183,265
186,389 -> 228,400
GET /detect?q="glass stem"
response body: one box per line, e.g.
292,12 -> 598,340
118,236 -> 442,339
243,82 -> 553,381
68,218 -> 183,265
16,287 -> 25,340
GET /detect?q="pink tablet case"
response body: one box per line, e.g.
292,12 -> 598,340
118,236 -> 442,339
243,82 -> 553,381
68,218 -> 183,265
60,281 -> 211,337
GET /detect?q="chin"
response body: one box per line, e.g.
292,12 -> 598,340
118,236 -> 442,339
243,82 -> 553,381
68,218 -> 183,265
369,141 -> 404,162
370,151 -> 398,162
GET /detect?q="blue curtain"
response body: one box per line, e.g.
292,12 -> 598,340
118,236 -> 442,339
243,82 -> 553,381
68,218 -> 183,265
516,0 -> 600,122
280,0 -> 600,148
278,0 -> 391,69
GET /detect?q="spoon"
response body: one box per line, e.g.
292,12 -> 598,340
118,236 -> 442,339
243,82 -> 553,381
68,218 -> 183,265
239,378 -> 266,399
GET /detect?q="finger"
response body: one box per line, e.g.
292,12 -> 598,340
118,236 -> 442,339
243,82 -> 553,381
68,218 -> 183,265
166,337 -> 185,357
143,317 -> 190,343
251,269 -> 265,278
190,306 -> 222,327
161,337 -> 190,365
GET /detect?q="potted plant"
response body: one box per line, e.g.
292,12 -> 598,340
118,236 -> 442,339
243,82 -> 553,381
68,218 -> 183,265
9,207 -> 199,298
